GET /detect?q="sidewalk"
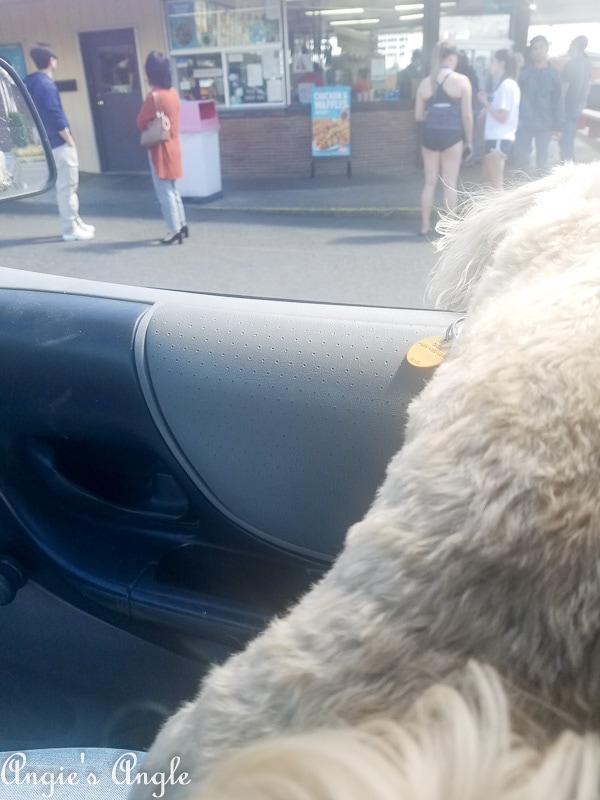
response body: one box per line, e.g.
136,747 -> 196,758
209,131 -> 600,213
33,165 -> 425,218
212,168 -> 422,214
21,131 -> 600,218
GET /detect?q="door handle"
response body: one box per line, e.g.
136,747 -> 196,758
27,438 -> 191,521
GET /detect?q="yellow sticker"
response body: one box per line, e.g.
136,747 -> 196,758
406,335 -> 449,368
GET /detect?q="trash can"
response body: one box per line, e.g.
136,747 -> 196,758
177,100 -> 223,201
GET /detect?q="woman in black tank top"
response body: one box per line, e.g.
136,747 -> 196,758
422,74 -> 464,151
415,43 -> 473,236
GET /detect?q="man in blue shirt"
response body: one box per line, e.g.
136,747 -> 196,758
25,43 -> 95,241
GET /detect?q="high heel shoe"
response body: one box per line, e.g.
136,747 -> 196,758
180,224 -> 189,239
160,231 -> 183,245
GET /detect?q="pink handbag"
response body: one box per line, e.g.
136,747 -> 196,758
140,92 -> 171,148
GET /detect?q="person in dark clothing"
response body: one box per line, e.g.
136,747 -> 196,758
25,42 -> 94,240
456,52 -> 479,98
456,51 -> 481,162
560,35 -> 593,163
512,35 -> 563,174
397,50 -> 422,101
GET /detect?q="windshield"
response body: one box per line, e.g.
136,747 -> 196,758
0,0 -> 597,309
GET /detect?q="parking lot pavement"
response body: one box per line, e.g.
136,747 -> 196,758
1,132 -> 597,307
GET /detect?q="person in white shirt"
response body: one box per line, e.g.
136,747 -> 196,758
477,50 -> 521,189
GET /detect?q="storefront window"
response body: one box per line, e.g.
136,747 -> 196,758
175,53 -> 226,102
227,50 -> 283,103
166,0 -> 515,110
166,0 -> 285,106
285,10 -> 417,106
284,0 -> 517,107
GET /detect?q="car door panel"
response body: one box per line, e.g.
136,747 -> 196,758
138,301 -> 453,558
0,269 -> 458,658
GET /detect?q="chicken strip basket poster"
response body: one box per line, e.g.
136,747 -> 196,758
311,87 -> 351,157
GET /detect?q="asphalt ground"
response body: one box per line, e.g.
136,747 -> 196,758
0,164 -> 436,308
0,196 -> 436,308
0,132 -> 598,308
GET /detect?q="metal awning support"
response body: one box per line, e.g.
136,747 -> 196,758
423,0 -> 441,71
509,0 -> 532,52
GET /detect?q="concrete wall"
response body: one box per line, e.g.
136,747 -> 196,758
0,0 -> 165,172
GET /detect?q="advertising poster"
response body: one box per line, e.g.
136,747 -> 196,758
311,86 -> 350,158
168,2 -> 199,49
168,1 -> 217,49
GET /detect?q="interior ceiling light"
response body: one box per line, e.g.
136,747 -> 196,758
330,17 -> 380,24
306,7 -> 364,14
394,3 -> 423,9
398,12 -> 424,19
440,1 -> 457,6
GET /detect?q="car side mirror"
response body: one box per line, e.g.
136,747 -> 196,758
0,57 -> 56,201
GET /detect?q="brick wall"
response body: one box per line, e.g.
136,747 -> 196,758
218,105 -> 420,180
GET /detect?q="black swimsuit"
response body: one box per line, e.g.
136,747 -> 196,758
422,73 -> 464,152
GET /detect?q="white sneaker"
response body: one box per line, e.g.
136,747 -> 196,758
76,217 -> 96,233
62,225 -> 95,241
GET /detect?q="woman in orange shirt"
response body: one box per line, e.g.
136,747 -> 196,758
137,51 -> 188,245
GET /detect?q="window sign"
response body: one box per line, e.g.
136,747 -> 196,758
370,58 -> 386,82
261,49 -> 280,79
168,2 -> 201,48
298,83 -> 313,104
311,87 -> 350,158
266,79 -> 283,102
247,63 -> 263,87
292,53 -> 313,74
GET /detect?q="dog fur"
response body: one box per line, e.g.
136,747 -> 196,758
130,162 -> 600,799
193,662 -> 600,800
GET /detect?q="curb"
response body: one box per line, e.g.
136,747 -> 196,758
195,205 -> 421,217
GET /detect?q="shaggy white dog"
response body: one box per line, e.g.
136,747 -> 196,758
193,662 -> 600,800
129,162 -> 600,799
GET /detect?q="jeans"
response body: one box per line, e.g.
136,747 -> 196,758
149,156 -> 185,232
560,113 -> 580,162
0,749 -> 145,798
53,144 -> 80,236
512,127 -> 553,171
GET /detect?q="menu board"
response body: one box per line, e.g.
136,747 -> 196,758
311,87 -> 350,158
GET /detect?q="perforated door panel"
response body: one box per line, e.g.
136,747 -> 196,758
136,298 -> 456,558
0,269 -> 458,651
